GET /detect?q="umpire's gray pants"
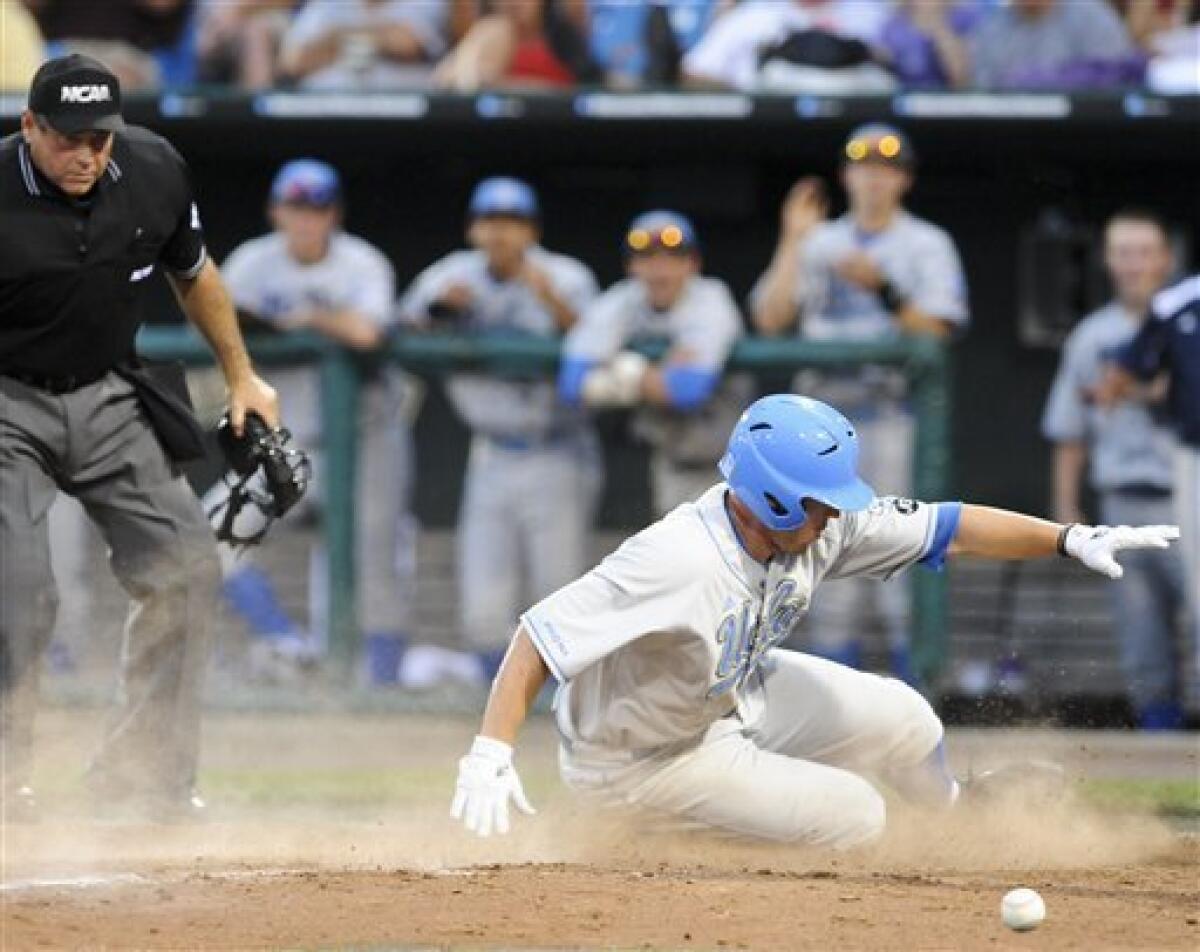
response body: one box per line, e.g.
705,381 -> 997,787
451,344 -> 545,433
0,373 -> 220,797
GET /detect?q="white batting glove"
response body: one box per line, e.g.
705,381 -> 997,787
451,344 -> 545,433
580,351 -> 649,409
1061,524 -> 1180,579
451,735 -> 536,837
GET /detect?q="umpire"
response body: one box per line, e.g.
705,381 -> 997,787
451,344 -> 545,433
0,55 -> 278,821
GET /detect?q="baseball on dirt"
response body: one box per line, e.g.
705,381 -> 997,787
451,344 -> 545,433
1001,888 -> 1046,931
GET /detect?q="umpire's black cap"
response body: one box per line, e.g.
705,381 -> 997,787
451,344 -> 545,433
28,54 -> 124,135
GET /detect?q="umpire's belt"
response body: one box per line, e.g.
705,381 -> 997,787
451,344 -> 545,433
3,367 -> 109,394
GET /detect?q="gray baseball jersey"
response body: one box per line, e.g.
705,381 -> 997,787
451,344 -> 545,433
1042,301 -> 1177,492
523,485 -> 960,755
399,246 -> 598,440
565,276 -> 748,508
753,211 -> 969,343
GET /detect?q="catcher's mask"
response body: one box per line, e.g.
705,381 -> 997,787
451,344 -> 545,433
208,410 -> 311,547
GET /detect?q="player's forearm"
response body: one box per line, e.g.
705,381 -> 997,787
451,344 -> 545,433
171,261 -> 256,386
895,304 -> 952,340
753,242 -> 802,336
478,628 -> 550,746
1052,442 -> 1087,523
305,310 -> 385,350
948,504 -> 1062,561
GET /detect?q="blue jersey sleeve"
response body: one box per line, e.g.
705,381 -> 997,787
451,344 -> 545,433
557,356 -> 597,406
663,365 -> 720,412
918,502 -> 963,572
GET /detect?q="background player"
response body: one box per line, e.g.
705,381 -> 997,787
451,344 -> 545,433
1,55 -> 277,820
1042,209 -> 1186,729
398,177 -> 599,681
751,123 -> 968,684
451,394 -> 1177,845
1100,273 -> 1200,716
213,158 -> 417,680
558,210 -> 750,518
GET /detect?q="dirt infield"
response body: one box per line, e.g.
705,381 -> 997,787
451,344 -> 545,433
2,712 -> 1197,950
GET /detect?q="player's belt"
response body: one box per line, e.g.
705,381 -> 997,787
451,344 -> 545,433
4,367 -> 109,394
1108,483 -> 1173,499
479,427 -> 572,451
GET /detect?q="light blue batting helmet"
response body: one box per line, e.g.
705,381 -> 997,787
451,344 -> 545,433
719,394 -> 876,531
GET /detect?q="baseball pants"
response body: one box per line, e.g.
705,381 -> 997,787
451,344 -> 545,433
0,373 -> 219,798
559,650 -> 943,848
458,430 -> 601,652
1176,445 -> 1200,709
1099,492 -> 1186,712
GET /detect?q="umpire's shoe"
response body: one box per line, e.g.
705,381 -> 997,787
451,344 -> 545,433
960,760 -> 1066,808
2,785 -> 40,824
89,777 -> 209,824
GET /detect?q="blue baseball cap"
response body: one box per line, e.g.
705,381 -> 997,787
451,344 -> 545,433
270,159 -> 342,207
468,177 -> 539,220
843,123 -> 916,169
625,210 -> 699,255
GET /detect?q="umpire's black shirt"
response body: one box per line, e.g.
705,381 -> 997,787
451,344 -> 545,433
0,125 -> 207,382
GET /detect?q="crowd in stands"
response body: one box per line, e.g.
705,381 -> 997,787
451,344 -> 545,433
3,0 -> 1197,94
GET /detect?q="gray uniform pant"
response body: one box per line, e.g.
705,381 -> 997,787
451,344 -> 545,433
1099,492 -> 1186,710
0,373 -> 220,796
458,430 -> 601,651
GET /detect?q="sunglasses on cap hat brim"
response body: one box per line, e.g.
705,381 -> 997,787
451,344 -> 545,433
843,134 -> 911,167
626,226 -> 694,255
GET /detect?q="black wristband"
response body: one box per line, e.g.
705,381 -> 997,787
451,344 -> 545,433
1056,524 -> 1076,557
877,279 -> 909,314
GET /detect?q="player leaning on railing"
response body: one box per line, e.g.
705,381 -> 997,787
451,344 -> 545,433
452,394 -> 1179,845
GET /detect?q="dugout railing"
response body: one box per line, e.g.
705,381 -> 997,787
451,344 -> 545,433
137,327 -> 951,682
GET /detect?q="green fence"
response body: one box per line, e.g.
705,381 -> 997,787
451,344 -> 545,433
137,327 -> 951,681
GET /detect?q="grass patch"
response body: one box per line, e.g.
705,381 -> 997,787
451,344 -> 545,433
1078,778 -> 1200,817
196,767 -> 561,809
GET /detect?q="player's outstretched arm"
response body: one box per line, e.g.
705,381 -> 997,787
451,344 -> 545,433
452,627 -> 548,836
948,504 -> 1179,580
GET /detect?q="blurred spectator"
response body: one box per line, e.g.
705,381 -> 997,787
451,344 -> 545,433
1,0 -> 46,91
1122,0 -> 1200,94
435,0 -> 600,91
682,0 -> 894,93
588,0 -> 732,88
970,0 -> 1139,90
752,125 -> 968,684
559,211 -> 750,518
195,0 -> 298,88
279,0 -> 450,90
208,160 -> 418,683
23,0 -> 195,89
880,0 -> 984,89
398,178 -> 600,685
1042,209 -> 1186,730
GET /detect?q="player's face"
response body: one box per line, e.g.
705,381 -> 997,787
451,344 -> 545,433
271,202 -> 339,263
628,251 -> 698,309
21,111 -> 113,197
765,499 -> 842,556
841,161 -> 910,215
1104,220 -> 1173,309
468,216 -> 538,273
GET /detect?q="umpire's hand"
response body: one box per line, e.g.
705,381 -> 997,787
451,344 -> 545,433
228,372 -> 280,434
